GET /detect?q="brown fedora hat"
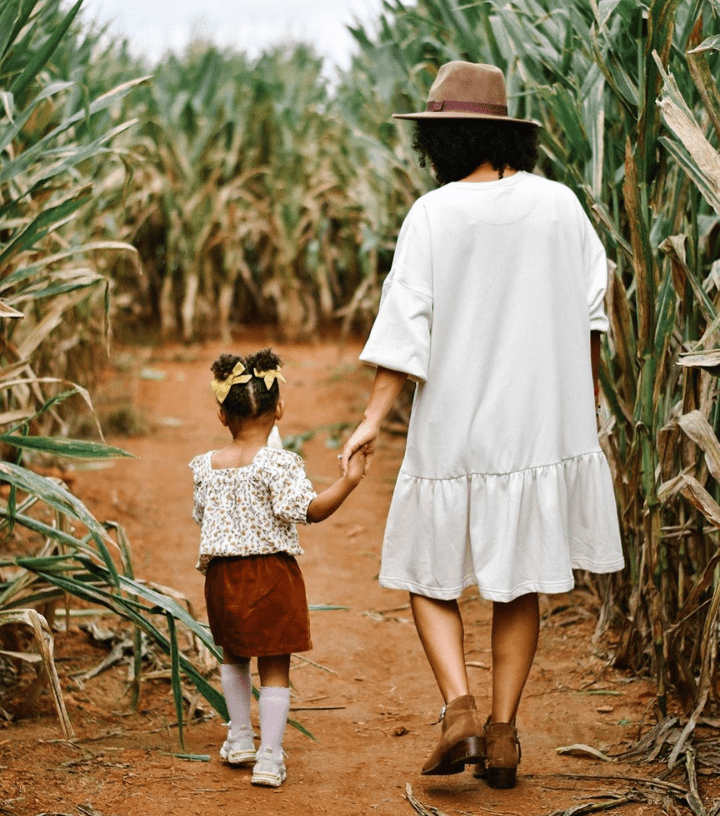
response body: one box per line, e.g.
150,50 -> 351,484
393,61 -> 540,126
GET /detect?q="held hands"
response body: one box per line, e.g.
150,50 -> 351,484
340,417 -> 380,476
341,446 -> 369,487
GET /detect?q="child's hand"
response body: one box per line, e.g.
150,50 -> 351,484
343,446 -> 367,486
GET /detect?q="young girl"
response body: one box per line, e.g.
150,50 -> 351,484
341,61 -> 624,788
191,348 -> 366,788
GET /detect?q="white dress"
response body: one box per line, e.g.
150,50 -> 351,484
360,171 -> 624,602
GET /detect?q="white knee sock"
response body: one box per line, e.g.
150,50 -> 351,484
221,662 -> 253,738
258,686 -> 291,757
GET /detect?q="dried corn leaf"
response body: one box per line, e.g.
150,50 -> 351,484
678,349 -> 720,373
405,784 -> 450,816
656,55 -> 720,214
661,236 -> 715,324
680,475 -> 720,528
555,743 -> 614,762
687,20 -> 720,139
0,649 -> 42,663
0,300 -> 23,318
678,411 -> 720,483
669,578 -> 720,769
0,608 -> 74,739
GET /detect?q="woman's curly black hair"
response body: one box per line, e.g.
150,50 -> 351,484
211,348 -> 282,419
412,119 -> 539,186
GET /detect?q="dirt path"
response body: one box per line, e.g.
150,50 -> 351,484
0,337 -> 699,816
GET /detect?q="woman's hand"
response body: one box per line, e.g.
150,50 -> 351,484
341,418 -> 380,475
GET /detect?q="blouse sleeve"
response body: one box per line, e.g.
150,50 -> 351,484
189,455 -> 207,525
264,451 -> 317,525
359,200 -> 433,382
578,200 -> 610,333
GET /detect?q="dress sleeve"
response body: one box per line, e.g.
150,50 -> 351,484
578,201 -> 610,333
189,455 -> 207,525
265,451 -> 317,525
359,200 -> 433,382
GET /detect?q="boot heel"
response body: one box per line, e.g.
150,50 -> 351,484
448,735 -> 485,768
487,766 -> 517,789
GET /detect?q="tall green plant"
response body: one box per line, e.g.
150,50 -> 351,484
0,0 -> 224,743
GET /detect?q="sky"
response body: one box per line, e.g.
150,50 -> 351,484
80,0 -> 387,71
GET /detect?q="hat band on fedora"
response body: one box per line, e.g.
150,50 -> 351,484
426,100 -> 509,116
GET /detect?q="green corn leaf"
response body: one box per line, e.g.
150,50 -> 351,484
0,81 -> 75,155
661,136 -> 720,216
0,77 -> 149,186
0,242 -> 137,293
24,566 -> 229,720
0,435 -> 133,460
0,0 -> 36,65
0,0 -> 23,64
9,0 -> 83,100
0,509 -> 98,557
0,461 -> 112,545
166,613 -> 185,751
0,188 -> 93,266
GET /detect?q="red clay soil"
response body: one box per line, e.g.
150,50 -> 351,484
1,335 -> 717,816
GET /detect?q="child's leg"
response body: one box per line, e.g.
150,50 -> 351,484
410,593 -> 469,702
219,653 -> 255,763
256,654 -> 291,756
490,593 -> 539,722
222,653 -> 253,734
252,654 -> 291,787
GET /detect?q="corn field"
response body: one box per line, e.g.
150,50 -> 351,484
0,0 -> 229,748
2,0 -> 720,760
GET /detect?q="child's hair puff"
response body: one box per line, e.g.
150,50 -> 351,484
211,348 -> 282,419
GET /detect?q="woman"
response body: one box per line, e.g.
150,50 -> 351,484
341,61 -> 623,789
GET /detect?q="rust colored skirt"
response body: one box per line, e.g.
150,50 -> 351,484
204,552 -> 312,659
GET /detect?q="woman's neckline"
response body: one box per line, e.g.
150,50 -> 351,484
451,170 -> 527,188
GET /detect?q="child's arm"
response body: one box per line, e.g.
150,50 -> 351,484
306,448 -> 366,523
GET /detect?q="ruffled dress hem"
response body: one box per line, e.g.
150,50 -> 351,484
379,559 -> 624,603
377,450 -> 624,601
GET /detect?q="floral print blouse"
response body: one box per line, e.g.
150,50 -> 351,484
190,447 -> 317,574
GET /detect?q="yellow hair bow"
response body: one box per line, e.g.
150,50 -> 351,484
210,361 -> 252,403
254,367 -> 286,390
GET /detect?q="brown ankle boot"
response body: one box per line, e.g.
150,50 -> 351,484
421,695 -> 485,775
484,717 -> 521,788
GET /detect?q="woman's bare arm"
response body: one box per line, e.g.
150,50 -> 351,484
340,366 -> 409,474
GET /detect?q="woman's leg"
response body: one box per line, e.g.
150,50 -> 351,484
490,592 -> 539,722
410,593 -> 469,702
410,593 -> 484,774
